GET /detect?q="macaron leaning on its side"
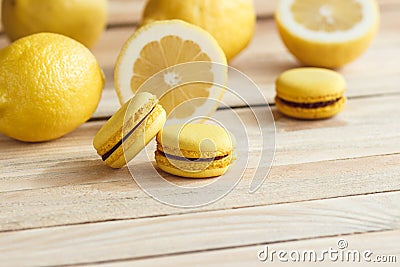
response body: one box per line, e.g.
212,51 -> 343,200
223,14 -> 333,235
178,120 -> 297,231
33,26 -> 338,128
93,92 -> 166,168
275,68 -> 346,120
155,124 -> 236,178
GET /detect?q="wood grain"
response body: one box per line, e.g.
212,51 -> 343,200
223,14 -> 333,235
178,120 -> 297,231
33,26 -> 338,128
0,1 -> 399,266
1,95 -> 400,232
106,0 -> 400,26
104,230 -> 400,267
0,191 -> 398,267
0,1 -> 399,119
1,0 -> 398,31
0,0 -> 275,36
1,153 -> 399,233
3,94 -> 400,185
91,2 -> 400,118
106,0 -> 277,26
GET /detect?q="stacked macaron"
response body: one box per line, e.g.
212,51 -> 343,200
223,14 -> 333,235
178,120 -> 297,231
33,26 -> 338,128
155,124 -> 236,178
93,68 -> 346,176
93,92 -> 236,178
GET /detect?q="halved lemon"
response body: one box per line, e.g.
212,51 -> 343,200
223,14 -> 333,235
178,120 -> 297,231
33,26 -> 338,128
114,20 -> 227,121
275,0 -> 380,68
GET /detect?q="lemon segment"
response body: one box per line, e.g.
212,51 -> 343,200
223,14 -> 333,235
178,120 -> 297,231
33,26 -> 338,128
114,20 -> 227,121
292,0 -> 363,32
276,0 -> 380,68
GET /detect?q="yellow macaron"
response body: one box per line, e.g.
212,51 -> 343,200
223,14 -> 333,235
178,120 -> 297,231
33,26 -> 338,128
93,92 -> 166,168
155,124 -> 236,178
275,68 -> 346,120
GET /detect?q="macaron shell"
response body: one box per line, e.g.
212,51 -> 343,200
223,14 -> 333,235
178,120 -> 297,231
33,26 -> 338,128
106,104 -> 166,168
93,92 -> 157,156
157,164 -> 230,179
276,68 -> 346,103
155,151 -> 235,178
156,124 -> 236,158
276,96 -> 346,120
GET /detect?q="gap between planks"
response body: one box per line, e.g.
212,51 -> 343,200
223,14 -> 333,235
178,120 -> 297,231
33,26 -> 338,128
0,1 -> 399,118
2,94 -> 400,189
93,229 -> 400,267
99,0 -> 400,28
0,191 -> 399,267
89,90 -> 400,123
1,151 -> 400,232
91,4 -> 400,118
0,0 -> 275,37
3,0 -> 398,31
1,186 -> 399,236
106,0 -> 277,27
1,95 -> 400,233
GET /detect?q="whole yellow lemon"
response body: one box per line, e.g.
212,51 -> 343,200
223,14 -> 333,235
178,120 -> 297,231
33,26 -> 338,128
1,0 -> 107,48
141,0 -> 256,61
0,33 -> 104,142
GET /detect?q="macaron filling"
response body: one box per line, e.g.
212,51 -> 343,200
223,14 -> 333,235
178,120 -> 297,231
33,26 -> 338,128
277,96 -> 343,109
158,151 -> 230,163
101,106 -> 155,161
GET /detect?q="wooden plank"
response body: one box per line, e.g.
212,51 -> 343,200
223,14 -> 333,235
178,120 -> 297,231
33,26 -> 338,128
91,5 -> 400,117
1,0 -> 399,33
0,191 -> 399,267
0,0 -> 275,35
107,0 -> 146,26
0,2 -> 399,265
106,0 -> 277,26
1,153 -> 399,232
1,1 -> 399,118
105,0 -> 400,26
274,95 -> 400,166
3,95 -> 400,189
2,0 -> 397,32
107,230 -> 400,267
1,95 -> 400,231
230,5 -> 400,101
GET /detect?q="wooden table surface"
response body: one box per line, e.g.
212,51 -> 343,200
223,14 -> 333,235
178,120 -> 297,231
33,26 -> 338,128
1,0 -> 400,266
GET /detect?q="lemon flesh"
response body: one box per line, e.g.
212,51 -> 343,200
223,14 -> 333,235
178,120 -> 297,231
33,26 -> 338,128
115,20 -> 227,121
131,36 -> 213,118
1,0 -> 107,48
276,0 -> 380,68
0,33 -> 104,142
141,0 -> 255,61
292,0 -> 363,32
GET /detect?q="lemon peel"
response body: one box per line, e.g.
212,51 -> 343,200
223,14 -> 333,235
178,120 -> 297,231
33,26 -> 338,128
275,0 -> 380,68
0,33 -> 104,142
114,20 -> 227,121
2,0 -> 107,48
141,0 -> 255,60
